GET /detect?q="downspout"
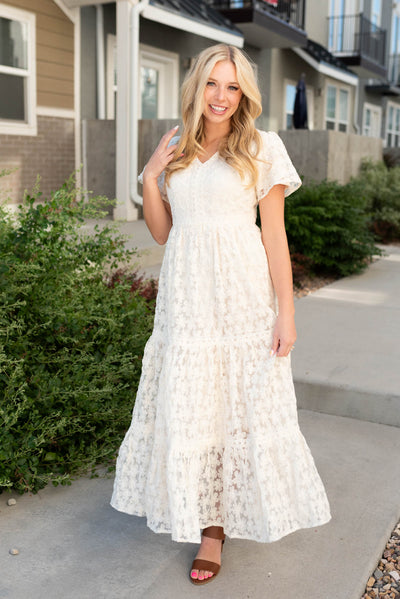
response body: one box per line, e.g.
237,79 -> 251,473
96,5 -> 106,119
130,0 -> 149,207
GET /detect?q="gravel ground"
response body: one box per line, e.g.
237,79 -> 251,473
361,519 -> 400,599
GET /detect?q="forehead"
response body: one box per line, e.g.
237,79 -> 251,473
208,60 -> 238,82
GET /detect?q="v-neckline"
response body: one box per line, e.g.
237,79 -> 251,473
195,151 -> 219,165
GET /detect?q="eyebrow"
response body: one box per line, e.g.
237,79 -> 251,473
208,77 -> 240,85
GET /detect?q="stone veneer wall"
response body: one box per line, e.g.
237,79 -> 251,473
0,116 -> 75,205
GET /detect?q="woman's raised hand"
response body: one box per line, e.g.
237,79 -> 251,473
143,125 -> 180,182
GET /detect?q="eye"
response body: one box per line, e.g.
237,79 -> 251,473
228,86 -> 239,92
206,81 -> 215,87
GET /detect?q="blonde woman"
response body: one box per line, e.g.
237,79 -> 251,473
111,44 -> 331,585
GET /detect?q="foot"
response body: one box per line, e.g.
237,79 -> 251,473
190,534 -> 223,582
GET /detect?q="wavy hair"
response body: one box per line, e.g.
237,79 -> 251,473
165,44 -> 263,187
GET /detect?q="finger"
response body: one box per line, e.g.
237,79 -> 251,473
270,335 -> 279,356
159,125 -> 179,149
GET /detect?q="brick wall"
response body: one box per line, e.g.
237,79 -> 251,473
0,116 -> 75,205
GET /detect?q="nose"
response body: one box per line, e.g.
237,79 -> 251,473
215,85 -> 226,102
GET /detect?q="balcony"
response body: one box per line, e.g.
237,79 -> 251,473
327,14 -> 387,78
207,0 -> 307,49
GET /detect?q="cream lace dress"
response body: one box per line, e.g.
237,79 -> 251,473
110,130 -> 332,543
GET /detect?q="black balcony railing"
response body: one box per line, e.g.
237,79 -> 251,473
208,0 -> 305,31
328,14 -> 386,67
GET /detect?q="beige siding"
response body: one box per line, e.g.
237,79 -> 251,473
2,0 -> 74,109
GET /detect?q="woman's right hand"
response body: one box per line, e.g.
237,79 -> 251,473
143,125 -> 180,182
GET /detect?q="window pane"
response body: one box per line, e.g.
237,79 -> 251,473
0,73 -> 25,120
396,108 -> 400,132
0,17 -> 28,69
338,123 -> 347,132
365,108 -> 371,127
286,84 -> 296,114
141,66 -> 158,119
326,120 -> 335,130
339,89 -> 348,122
389,106 -> 394,129
326,86 -> 336,119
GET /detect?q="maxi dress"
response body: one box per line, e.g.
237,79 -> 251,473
110,130 -> 332,544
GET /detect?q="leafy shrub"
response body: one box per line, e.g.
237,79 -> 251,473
284,179 -> 380,277
0,173 -> 156,493
357,159 -> 400,242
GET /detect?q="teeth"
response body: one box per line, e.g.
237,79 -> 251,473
211,105 -> 227,112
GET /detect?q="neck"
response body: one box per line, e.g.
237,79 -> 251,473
203,120 -> 231,144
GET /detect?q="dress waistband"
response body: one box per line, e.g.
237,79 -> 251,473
172,214 -> 256,228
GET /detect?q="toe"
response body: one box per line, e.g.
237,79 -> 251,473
191,569 -> 198,579
198,570 -> 205,580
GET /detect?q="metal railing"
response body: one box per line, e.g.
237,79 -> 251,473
328,14 -> 386,66
208,0 -> 305,31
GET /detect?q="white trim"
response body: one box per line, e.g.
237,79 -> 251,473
106,33 -> 117,119
73,6 -> 81,191
385,100 -> 400,147
141,4 -> 244,48
0,4 -> 37,136
96,5 -> 106,119
37,106 -> 75,118
53,0 -> 76,23
139,44 -> 179,119
293,47 -> 358,87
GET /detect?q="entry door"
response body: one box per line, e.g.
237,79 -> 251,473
139,45 -> 178,119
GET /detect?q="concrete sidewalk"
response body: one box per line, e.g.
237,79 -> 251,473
1,223 -> 400,599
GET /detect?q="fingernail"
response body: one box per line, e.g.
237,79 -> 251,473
269,349 -> 275,357
173,125 -> 179,130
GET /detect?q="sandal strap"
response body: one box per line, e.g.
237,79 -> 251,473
191,559 -> 221,575
202,526 -> 225,540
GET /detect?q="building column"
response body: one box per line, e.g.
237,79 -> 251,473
114,0 -> 138,221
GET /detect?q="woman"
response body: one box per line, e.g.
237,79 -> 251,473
111,44 -> 331,586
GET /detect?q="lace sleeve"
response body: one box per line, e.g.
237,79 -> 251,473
255,131 -> 301,202
138,135 -> 180,204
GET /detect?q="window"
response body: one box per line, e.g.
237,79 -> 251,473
106,41 -> 178,120
325,84 -> 349,132
328,0 -> 345,52
284,80 -> 314,130
0,4 -> 36,135
371,0 -> 381,29
386,102 -> 400,147
139,46 -> 179,119
362,103 -> 381,138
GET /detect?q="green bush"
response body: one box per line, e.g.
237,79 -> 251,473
0,173 -> 156,493
284,178 -> 380,277
357,159 -> 400,242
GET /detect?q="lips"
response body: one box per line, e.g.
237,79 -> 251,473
209,104 -> 228,114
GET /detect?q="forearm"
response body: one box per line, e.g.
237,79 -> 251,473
261,228 -> 295,316
142,177 -> 172,245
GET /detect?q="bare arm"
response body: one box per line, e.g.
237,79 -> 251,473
142,126 -> 178,245
259,184 -> 296,357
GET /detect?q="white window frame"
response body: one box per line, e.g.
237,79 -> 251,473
283,78 -> 314,131
106,41 -> 179,120
325,82 -> 350,132
386,101 -> 400,148
0,3 -> 36,136
362,102 -> 382,138
139,44 -> 179,119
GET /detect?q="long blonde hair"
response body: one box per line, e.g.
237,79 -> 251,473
165,44 -> 263,187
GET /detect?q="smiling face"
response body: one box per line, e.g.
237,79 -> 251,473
203,60 -> 243,127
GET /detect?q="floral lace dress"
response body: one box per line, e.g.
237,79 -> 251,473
110,130 -> 332,543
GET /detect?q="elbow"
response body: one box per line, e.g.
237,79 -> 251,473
151,230 -> 169,245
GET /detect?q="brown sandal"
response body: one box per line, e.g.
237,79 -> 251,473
190,526 -> 225,586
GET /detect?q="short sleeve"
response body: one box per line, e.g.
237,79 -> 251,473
255,130 -> 301,202
138,135 -> 180,204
